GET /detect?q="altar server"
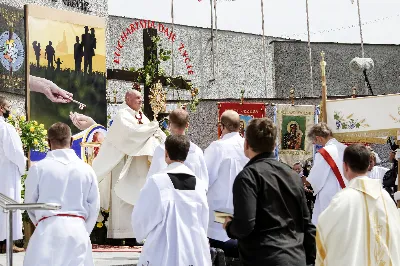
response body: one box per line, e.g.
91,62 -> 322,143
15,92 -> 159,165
316,144 -> 400,266
306,122 -> 347,225
0,96 -> 25,253
132,135 -> 211,266
147,108 -> 209,187
92,90 -> 165,240
24,122 -> 100,266
204,110 -> 249,257
367,150 -> 389,181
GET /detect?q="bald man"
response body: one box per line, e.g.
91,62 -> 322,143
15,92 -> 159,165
204,110 -> 249,258
92,90 -> 165,243
147,108 -> 209,187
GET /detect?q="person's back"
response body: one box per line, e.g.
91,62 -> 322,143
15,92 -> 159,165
316,144 -> 400,266
206,132 -> 249,240
132,135 -> 211,266
225,118 -> 315,266
231,155 -> 314,265
24,123 -> 99,266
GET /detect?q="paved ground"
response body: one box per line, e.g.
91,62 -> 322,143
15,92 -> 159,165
0,252 -> 140,266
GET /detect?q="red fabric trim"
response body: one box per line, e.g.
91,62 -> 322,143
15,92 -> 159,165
36,214 -> 86,226
319,148 -> 346,189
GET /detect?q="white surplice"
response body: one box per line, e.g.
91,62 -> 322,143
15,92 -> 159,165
92,104 -> 165,238
307,138 -> 347,225
316,177 -> 400,266
132,162 -> 211,266
204,132 -> 249,242
0,116 -> 25,241
147,141 -> 209,188
24,149 -> 100,266
368,166 -> 389,181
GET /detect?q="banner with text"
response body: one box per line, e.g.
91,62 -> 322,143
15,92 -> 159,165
217,102 -> 265,138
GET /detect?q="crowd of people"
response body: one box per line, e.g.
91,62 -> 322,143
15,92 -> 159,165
1,90 -> 400,266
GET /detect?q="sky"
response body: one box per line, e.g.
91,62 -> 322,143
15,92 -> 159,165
109,0 -> 400,45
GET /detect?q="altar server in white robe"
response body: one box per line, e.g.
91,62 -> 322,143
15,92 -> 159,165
316,144 -> 400,266
306,122 -> 347,225
367,150 -> 389,181
204,110 -> 249,258
24,122 -> 100,266
92,90 -> 165,239
147,108 -> 209,187
132,135 -> 211,266
0,96 -> 25,253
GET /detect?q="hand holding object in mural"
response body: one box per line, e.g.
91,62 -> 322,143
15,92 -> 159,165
29,75 -> 73,103
69,111 -> 96,130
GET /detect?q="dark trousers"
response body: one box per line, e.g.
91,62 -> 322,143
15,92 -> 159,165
209,238 -> 239,258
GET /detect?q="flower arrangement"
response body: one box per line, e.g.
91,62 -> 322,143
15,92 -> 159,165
95,208 -> 109,229
333,111 -> 369,130
6,113 -> 48,154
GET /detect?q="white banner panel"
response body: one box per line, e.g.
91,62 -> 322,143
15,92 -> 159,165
326,94 -> 400,144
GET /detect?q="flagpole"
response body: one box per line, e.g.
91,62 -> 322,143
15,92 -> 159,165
356,0 -> 365,58
213,0 -> 218,77
305,0 -> 314,96
320,51 -> 327,123
210,0 -> 215,79
261,0 -> 267,93
171,0 -> 175,75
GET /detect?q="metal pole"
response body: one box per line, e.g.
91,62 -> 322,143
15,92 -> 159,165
6,210 -> 13,266
213,0 -> 218,77
356,0 -> 364,58
261,0 -> 267,94
171,0 -> 175,76
305,0 -> 314,96
210,0 -> 215,79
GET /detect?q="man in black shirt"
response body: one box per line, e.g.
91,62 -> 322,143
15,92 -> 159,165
223,117 -> 316,266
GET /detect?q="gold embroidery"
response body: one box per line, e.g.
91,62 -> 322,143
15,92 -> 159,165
333,128 -> 398,144
373,212 -> 386,265
361,180 -> 372,266
380,189 -> 392,266
316,228 -> 326,265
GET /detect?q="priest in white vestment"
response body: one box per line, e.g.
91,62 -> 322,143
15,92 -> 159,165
306,122 -> 347,225
92,90 -> 165,239
132,135 -> 211,266
24,122 -> 100,266
147,108 -> 209,187
0,96 -> 25,253
205,110 -> 249,258
316,144 -> 400,266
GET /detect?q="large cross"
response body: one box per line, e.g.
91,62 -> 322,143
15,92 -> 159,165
107,28 -> 191,119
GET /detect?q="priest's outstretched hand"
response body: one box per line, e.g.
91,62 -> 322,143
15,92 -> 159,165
70,112 -> 96,130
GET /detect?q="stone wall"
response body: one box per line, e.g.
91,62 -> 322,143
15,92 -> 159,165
273,40 -> 400,98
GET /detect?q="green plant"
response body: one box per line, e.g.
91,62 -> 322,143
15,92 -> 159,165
6,114 -> 49,154
128,35 -> 199,112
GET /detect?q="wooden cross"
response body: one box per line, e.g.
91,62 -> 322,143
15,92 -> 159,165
107,28 -> 192,119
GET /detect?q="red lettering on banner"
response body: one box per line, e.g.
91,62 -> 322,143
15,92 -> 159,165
178,43 -> 185,51
118,40 -> 124,49
140,20 -> 147,29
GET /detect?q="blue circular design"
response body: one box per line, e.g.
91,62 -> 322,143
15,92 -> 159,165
0,31 -> 25,72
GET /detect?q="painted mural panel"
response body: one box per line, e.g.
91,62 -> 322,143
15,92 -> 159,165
26,4 -> 106,135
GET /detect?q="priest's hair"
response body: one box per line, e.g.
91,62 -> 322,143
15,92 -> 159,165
245,117 -> 277,153
307,122 -> 333,140
47,122 -> 72,147
165,135 -> 190,161
0,96 -> 6,107
220,110 -> 240,132
169,108 -> 189,128
343,144 -> 370,174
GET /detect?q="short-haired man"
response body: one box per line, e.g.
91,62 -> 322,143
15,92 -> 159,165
24,122 -> 100,266
204,110 -> 249,258
132,135 -> 211,266
316,144 -> 400,266
306,122 -> 347,225
224,118 -> 316,266
147,108 -> 209,187
0,96 -> 25,253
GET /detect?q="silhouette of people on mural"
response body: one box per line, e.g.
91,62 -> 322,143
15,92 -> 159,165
32,41 -> 41,67
45,41 -> 55,69
81,26 -> 97,74
90,28 -> 96,73
55,58 -> 63,71
74,36 -> 83,72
